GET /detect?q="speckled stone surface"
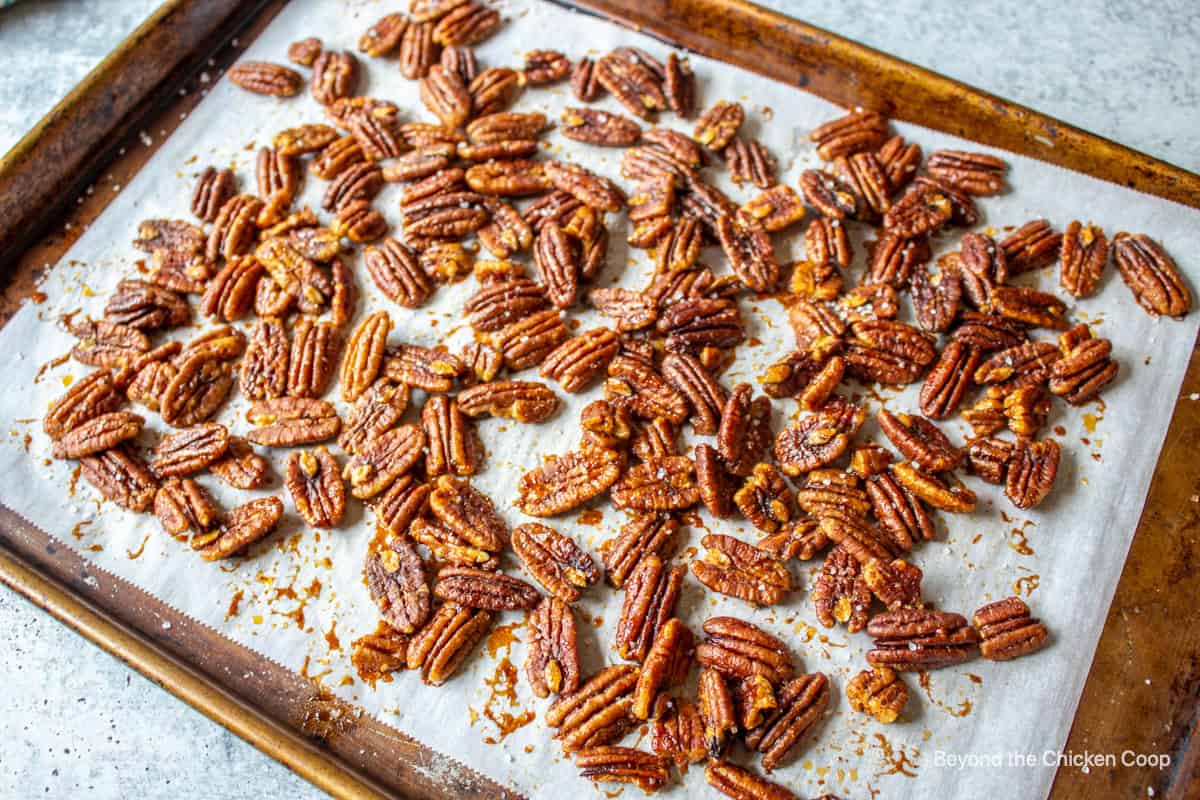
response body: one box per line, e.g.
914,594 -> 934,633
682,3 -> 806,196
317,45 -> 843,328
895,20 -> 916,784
0,1 -> 1195,798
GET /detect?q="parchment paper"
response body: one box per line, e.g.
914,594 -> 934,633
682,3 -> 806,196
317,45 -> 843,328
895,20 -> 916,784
2,1 -> 1198,797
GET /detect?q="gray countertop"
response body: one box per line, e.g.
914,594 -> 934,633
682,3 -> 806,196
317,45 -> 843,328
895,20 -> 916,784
1,1 -> 1196,798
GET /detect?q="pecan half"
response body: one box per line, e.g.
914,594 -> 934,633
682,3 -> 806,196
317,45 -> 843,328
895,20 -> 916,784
965,436 -> 1014,485
534,222 -> 581,309
877,409 -> 960,472
974,340 -> 1061,395
660,353 -> 725,436
1049,326 -> 1117,404
691,534 -> 792,606
846,666 -> 908,723
527,596 -> 580,698
469,67 -> 526,117
287,317 -> 340,398
540,327 -> 620,393
657,297 -> 743,354
560,107 -> 641,146
694,100 -> 744,150
651,695 -> 705,770
339,311 -> 391,402
867,472 -> 935,552
1112,232 -> 1192,317
149,422 -> 228,477
154,478 -> 219,541
1005,437 -> 1060,509
466,276 -> 548,332
161,350 -> 232,427
706,761 -> 798,800
350,623 -> 409,687
773,397 -> 866,477
739,184 -> 805,233
286,447 -> 345,528
865,233 -> 930,288
717,384 -> 773,477
1000,219 -> 1062,275
604,353 -> 689,425
616,554 -> 685,663
274,124 -> 338,156
210,437 -> 269,490
372,473 -> 431,537
518,449 -> 621,517
883,182 -> 953,238
611,456 -> 700,512
383,343 -> 464,392
196,496 -> 284,560
105,280 -> 189,332
406,603 -> 492,686
877,135 -> 922,190
320,420 -> 406,494
358,13 -> 406,56
694,444 -> 735,518
410,517 -> 497,570
432,2 -> 500,46
926,149 -> 1007,195
571,57 -> 602,101
725,138 -> 776,189
403,190 -> 489,237
602,513 -> 679,588
867,608 -> 979,671
229,61 -> 303,96
973,596 -> 1050,661
399,21 -> 437,80
511,522 -> 600,603
434,565 -> 540,611
632,618 -> 694,720
697,668 -> 737,758
428,474 -> 507,550
594,51 -> 665,120
744,672 -> 829,771
811,546 -> 871,632
891,461 -> 975,513
489,309 -> 569,370
759,519 -> 828,562
576,747 -> 669,794
246,397 -> 340,447
78,445 -> 158,512
311,50 -> 358,106
696,616 -> 793,685
546,664 -> 639,752
419,65 -> 472,128
455,381 -> 558,423
51,411 -> 143,460
919,340 -> 982,419
810,109 -> 887,160
733,463 -> 793,533
422,395 -> 481,477
843,319 -> 937,385
716,213 -> 779,292
1059,221 -> 1108,298
192,166 -> 237,223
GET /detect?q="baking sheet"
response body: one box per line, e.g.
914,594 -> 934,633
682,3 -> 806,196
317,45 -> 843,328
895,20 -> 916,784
2,0 -> 1198,797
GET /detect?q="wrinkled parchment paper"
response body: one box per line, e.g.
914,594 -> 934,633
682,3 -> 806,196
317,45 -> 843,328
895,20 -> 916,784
2,0 -> 1198,797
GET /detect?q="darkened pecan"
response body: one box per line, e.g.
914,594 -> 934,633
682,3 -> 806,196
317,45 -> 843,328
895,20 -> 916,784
546,665 -> 639,752
526,596 -> 579,699
973,596 -> 1050,661
891,461 -> 975,513
691,534 -> 792,606
883,182 -> 953,238
973,340 -> 1061,394
350,623 -> 409,687
868,608 -> 979,671
228,61 -> 303,96
311,49 -> 358,106
876,409 -> 960,472
866,471 -> 934,552
533,222 -> 581,309
358,12 -> 406,56
153,477 -> 219,541
926,149 -> 1007,195
51,411 -> 143,460
285,446 -> 345,528
999,219 -> 1062,275
322,161 -> 382,213
191,166 -> 236,223
286,317 -> 339,398
733,463 -> 793,533
774,397 -> 865,477
594,51 -> 665,120
196,497 -> 284,560
422,395 -> 480,477
406,603 -> 492,686
965,435 -> 1014,485
488,309 -> 569,370
410,517 -> 497,570
843,319 -> 936,385
432,1 -> 500,46
657,297 -> 744,354
148,422 -> 227,478
1112,232 -> 1192,318
601,513 -> 679,588
660,353 -> 725,435
716,383 -> 772,477
810,109 -> 887,160
694,443 -> 734,518
1058,221 -> 1108,298
716,213 -> 779,292
1005,437 -> 1060,509
693,668 -> 737,759
373,473 -> 431,537
509,522 -> 598,603
209,437 -> 268,490
612,456 -> 699,512
104,279 -> 189,332
603,353 -> 689,425
383,343 -> 464,392
846,666 -> 908,723
696,616 -> 793,685
744,672 -> 829,771
434,565 -> 540,611
246,397 -> 341,447
725,138 -> 776,189
570,56 -> 602,101
615,554 -> 685,663
811,545 -> 871,632
877,134 -> 921,190
693,100 -> 743,150
835,151 -> 891,218
632,617 -> 694,720
917,340 -> 979,419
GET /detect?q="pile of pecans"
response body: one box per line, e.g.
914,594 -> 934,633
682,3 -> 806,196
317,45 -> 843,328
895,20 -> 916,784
40,0 -> 1192,796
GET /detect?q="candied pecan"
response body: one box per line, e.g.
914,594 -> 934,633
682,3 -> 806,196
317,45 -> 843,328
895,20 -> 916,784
651,695 -> 705,770
1112,232 -> 1192,317
839,282 -> 899,323
891,461 -> 975,513
648,218 -> 700,275
662,52 -> 695,116
691,534 -> 792,606
422,475 -> 503,551
432,1 -> 499,45
734,673 -> 777,735
469,67 -> 525,116
725,138 -> 776,189
744,672 -> 829,771
331,256 -> 357,328
867,471 -> 934,552
383,343 -> 464,392
811,545 -> 871,632
478,199 -> 533,258
796,469 -> 872,525
863,556 -> 923,609
399,21 -> 438,79
105,280 -> 189,332
657,297 -> 744,354
708,761 -> 799,800
541,160 -> 624,213
526,597 -> 579,699
533,222 -> 582,309
455,381 -> 558,423
1058,221 -> 1108,298
339,391 -> 406,457
575,747 -> 669,794
798,169 -> 857,221
661,353 -> 725,435
696,616 -> 792,685
77,445 -> 157,512
810,109 -> 887,160
623,145 -> 696,189
843,319 -> 937,385
422,395 -> 480,477
465,112 -> 545,144
286,318 -> 339,398
246,397 -> 340,447
876,409 -> 960,472
774,397 -> 866,477
344,424 -> 425,499
410,0 -> 469,23
373,474 -> 431,536
466,277 -> 547,332
716,384 -> 772,477
257,147 -> 301,203
997,385 -> 1050,435
693,100 -> 743,151
759,519 -> 827,562
694,443 -> 735,518
323,161 -> 382,213
974,340 -> 1061,394
867,608 -> 979,671
820,516 -> 900,565
603,513 -> 680,588
161,351 -> 232,427
311,50 -> 358,106
877,135 -> 921,190
332,199 -> 387,243
786,258 -> 841,301
228,61 -> 303,96
559,107 -> 640,146
66,317 -> 148,369
615,554 -> 685,663
148,422 -> 227,478
358,13 -> 406,56
51,411 -> 143,460
604,353 -> 689,424
737,184 -> 805,233
199,256 -> 261,322
862,234 -> 929,290
273,124 -> 338,156
535,327 -> 619,393
338,311 -> 391,403
787,297 -> 845,351
406,603 -> 492,686
350,623 -> 409,686
919,340 -> 981,419
196,497 -> 284,560
439,45 -> 478,84
465,160 -> 548,197
511,522 -> 600,603
419,65 -> 472,128
1000,219 -> 1062,274
488,309 -> 569,370
571,57 -> 602,101
630,417 -> 677,463
692,668 -> 737,759
210,437 -> 269,490
459,341 -> 502,386
926,149 -> 1007,195
846,666 -> 908,723
965,435 -> 1013,484
588,288 -> 656,332
154,477 -> 219,540
1005,437 -> 1060,509
1049,328 -> 1117,404
192,166 -> 236,223
883,182 -> 953,238
910,261 -> 961,332
519,48 -> 568,85
286,447 -> 345,528
733,463 -> 793,533
632,618 -> 694,720
382,144 -> 456,183
611,456 -> 700,512
835,151 -> 891,218
434,565 -> 540,611
410,517 -> 497,569
547,664 -> 639,752
716,214 -> 779,291
798,218 -> 850,272
989,284 -> 1069,330
594,51 -> 665,120
974,596 -> 1050,660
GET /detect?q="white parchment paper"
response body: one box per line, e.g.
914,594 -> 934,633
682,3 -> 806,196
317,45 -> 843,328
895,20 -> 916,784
2,1 -> 1198,797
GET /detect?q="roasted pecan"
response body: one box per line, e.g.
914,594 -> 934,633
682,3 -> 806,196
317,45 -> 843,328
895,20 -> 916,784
965,435 -> 1013,484
926,149 -> 1007,195
322,162 -> 382,214
632,415 -> 677,457
76,445 -> 157,512
1112,232 -> 1192,317
615,554 -> 685,663
342,424 -> 424,499
559,107 -> 640,146
547,665 -> 639,752
199,256 -> 262,322
410,0 -> 469,24
796,468 -> 872,525
694,668 -> 737,759
465,276 -> 547,332
862,556 -> 923,609
743,672 -> 829,771
811,546 -> 871,632
372,474 -> 431,538
146,422 -> 227,478
866,471 -> 934,553
422,395 -> 480,477
876,409 -> 960,472
835,151 -> 891,218
838,282 -> 899,323
508,522 -> 598,603
66,317 -> 148,370
919,341 -> 981,419
358,13 -> 406,56
715,384 -> 772,477
867,608 -> 979,671
622,145 -> 696,190
434,565 -> 540,611
468,67 -> 525,116
594,51 -> 665,120
660,353 -> 725,435
204,193 -> 263,262
383,144 -> 456,183
406,603 -> 492,686
51,411 -> 143,460
196,497 -> 284,560
788,297 -> 845,351
774,397 -> 865,477
909,260 -> 961,332
524,596 -> 579,700
734,184 -> 804,234
285,447 -> 345,528
603,353 -> 689,425
285,317 -> 339,398
691,534 -> 792,606
1058,221 -> 1108,298
423,474 -> 504,551
432,1 -> 500,46
153,477 -> 219,541
877,135 -> 922,190
382,343 -> 464,392
455,381 -> 558,423
696,616 -> 792,685
274,124 -> 339,156
612,456 -> 699,512
532,222 -> 581,309
603,513 -> 680,587
228,61 -> 303,96
716,213 -> 779,292
575,747 -> 669,794
257,147 -> 301,204
104,280 -> 189,332
540,160 -> 623,213
332,199 -> 387,243
160,350 -> 231,428
989,284 -> 1069,330
846,666 -> 908,723
350,623 -> 409,686
707,761 -> 798,800
650,695 -> 705,770
210,437 -> 269,490
790,259 -> 842,302
1005,437 -> 1060,509
694,443 -> 734,518
399,21 -> 438,80
192,166 -> 237,223
693,100 -> 743,150
410,517 -> 497,569
1000,219 -> 1062,275
1049,326 -> 1117,404
820,515 -> 900,565
725,138 -> 776,189
974,596 -> 1050,661
973,340 -> 1061,394
632,618 -> 694,720
587,288 -> 656,333
883,182 -> 953,238
733,464 -> 793,533
759,519 -> 828,562
810,109 -> 887,160
246,397 -> 340,447
657,298 -> 744,354
531,327 -> 619,394
311,49 -> 358,106
336,311 -> 389,403
843,319 -> 936,385
891,461 -> 975,513
489,309 -> 569,370
478,199 -> 533,259
419,65 -> 472,128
